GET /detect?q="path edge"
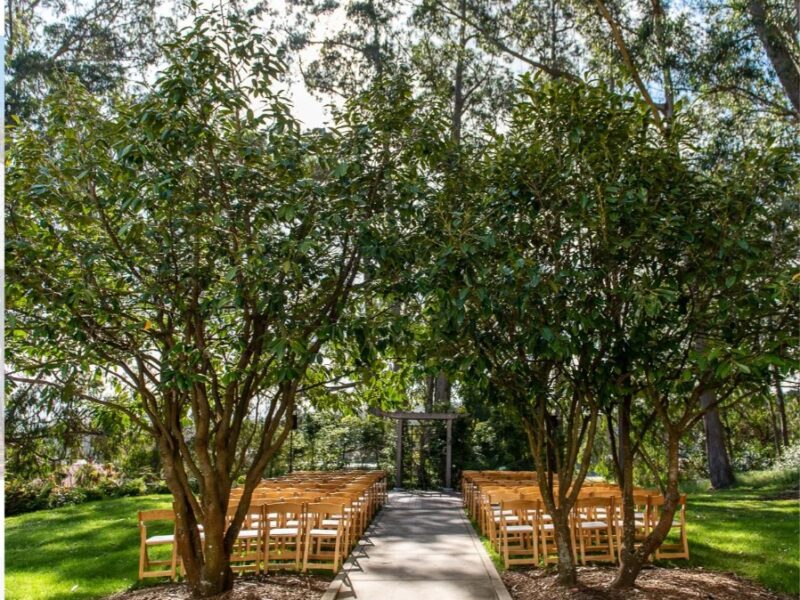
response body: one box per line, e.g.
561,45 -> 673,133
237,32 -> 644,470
456,496 -> 513,600
321,501 -> 390,600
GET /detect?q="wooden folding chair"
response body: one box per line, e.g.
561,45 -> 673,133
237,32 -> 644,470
138,509 -> 179,580
227,501 -> 264,574
303,502 -> 346,572
499,499 -> 541,569
573,496 -> 615,564
652,494 -> 689,560
263,502 -> 304,572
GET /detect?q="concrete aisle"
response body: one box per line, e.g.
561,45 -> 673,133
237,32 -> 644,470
335,491 -> 512,600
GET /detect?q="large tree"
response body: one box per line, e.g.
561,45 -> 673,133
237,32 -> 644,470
6,7 -> 443,596
427,75 -> 798,586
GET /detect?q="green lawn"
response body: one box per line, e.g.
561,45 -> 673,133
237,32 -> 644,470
5,494 -> 172,600
6,475 -> 799,600
680,472 -> 799,596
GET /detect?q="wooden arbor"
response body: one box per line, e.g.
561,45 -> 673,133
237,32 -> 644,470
369,408 -> 462,490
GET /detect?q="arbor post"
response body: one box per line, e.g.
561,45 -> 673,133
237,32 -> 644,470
395,418 -> 404,490
444,418 -> 453,490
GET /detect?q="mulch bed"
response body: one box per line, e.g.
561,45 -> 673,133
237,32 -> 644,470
105,574 -> 332,600
502,566 -> 793,600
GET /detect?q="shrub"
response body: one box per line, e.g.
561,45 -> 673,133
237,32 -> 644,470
773,442 -> 800,473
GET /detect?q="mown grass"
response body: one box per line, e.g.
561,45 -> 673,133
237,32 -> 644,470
678,469 -> 799,596
5,494 -> 172,600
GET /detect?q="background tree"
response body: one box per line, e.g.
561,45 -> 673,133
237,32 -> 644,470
5,0 -> 180,123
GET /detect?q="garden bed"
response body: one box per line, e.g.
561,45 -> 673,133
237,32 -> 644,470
502,566 -> 794,600
105,574 -> 332,600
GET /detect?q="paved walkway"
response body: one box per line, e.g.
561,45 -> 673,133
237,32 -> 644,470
335,491 -> 511,600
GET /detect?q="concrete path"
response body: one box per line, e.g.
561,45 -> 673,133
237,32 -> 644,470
334,491 -> 511,600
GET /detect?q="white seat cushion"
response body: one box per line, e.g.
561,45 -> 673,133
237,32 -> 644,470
146,534 -> 174,545
495,515 -> 519,523
269,527 -> 299,536
237,529 -> 259,539
505,525 -> 535,532
579,521 -> 609,529
322,519 -> 340,526
309,528 -> 339,536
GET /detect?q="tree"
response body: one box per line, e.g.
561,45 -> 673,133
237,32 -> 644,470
745,0 -> 800,115
427,75 -> 799,587
7,7 -> 444,596
5,0 -> 179,123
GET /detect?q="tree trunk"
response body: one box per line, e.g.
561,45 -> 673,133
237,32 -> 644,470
616,394 -> 637,569
611,432 -> 682,588
162,447 -> 235,598
766,392 -> 782,457
417,375 -> 435,488
553,508 -> 577,585
773,366 -> 790,447
194,506 -> 234,598
747,0 -> 800,115
700,389 -> 735,488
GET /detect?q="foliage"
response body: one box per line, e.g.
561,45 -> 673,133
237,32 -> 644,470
4,476 -> 153,516
773,442 -> 800,473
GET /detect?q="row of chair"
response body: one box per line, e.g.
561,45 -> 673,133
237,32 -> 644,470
462,471 -> 689,569
138,470 -> 387,580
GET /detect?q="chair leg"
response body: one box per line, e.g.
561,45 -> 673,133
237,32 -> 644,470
302,532 -> 312,572
138,541 -> 146,580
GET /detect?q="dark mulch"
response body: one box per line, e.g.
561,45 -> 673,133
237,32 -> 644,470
502,566 -> 793,600
105,574 -> 332,600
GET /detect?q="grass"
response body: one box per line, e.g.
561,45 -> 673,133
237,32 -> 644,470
6,472 -> 799,600
5,494 -> 172,600
678,469 -> 800,596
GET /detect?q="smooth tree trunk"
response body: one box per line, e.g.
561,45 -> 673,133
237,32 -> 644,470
747,0 -> 800,114
417,375 -> 435,487
614,394 -> 638,575
700,389 -> 735,488
552,508 -> 577,584
773,366 -> 790,447
765,392 -> 783,457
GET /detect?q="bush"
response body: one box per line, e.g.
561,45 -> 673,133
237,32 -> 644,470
773,442 -> 800,473
6,472 -> 159,516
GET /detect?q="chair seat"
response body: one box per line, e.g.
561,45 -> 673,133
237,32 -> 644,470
322,519 -> 340,526
613,520 -> 645,527
237,529 -> 259,539
579,520 -> 610,529
494,515 -> 519,523
309,528 -> 339,536
505,525 -> 535,532
146,534 -> 175,545
269,527 -> 299,536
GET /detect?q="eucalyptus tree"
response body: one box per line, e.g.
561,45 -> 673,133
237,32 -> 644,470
283,0 -> 405,99
5,0 -> 180,123
6,7 -> 445,596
